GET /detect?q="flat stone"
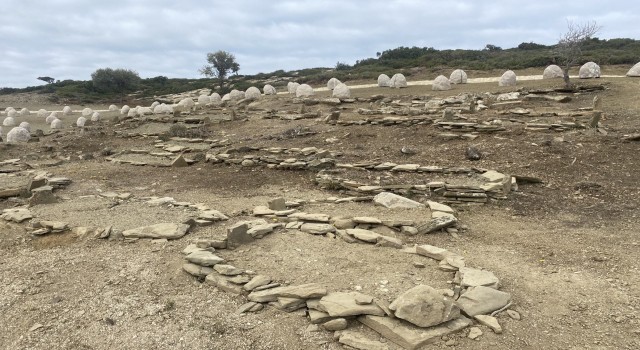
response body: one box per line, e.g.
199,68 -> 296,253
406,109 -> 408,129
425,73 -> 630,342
300,223 -> 336,235
213,264 -> 244,276
318,292 -> 385,317
481,170 -> 506,183
253,283 -> 280,291
171,154 -> 189,167
182,263 -> 214,277
185,250 -> 225,266
37,220 -> 69,232
268,197 -> 287,211
237,302 -> 261,314
122,223 -> 189,240
339,331 -> 389,350
332,217 -> 356,229
227,222 -> 253,248
248,283 -> 327,303
426,201 -> 454,213
205,274 -> 244,294
458,267 -> 500,289
507,309 -> 521,320
1,208 -> 33,223
389,284 -> 460,328
228,275 -> 251,284
271,297 -> 306,312
439,255 -> 466,271
392,164 -> 420,172
323,318 -> 348,331
308,309 -> 333,324
401,226 -> 419,235
288,212 -> 330,222
247,224 -> 278,238
416,245 -> 454,261
374,192 -> 425,209
474,315 -> 502,334
376,235 -> 404,249
244,275 -> 272,291
29,186 -> 57,205
253,206 -> 275,216
467,326 -> 483,339
346,229 -> 381,243
198,210 -> 229,221
352,216 -> 382,225
457,286 -> 512,317
416,216 -> 458,234
359,315 -> 472,350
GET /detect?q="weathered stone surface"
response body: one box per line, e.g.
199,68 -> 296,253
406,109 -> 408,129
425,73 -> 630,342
579,61 -> 601,79
171,154 -> 189,167
308,309 -> 333,324
499,70 -> 517,87
374,192 -> 425,209
248,283 -> 327,303
376,235 -> 404,249
247,224 -> 278,238
300,223 -> 335,235
214,264 -> 244,276
627,62 -> 640,77
323,318 -> 348,331
182,263 -> 214,277
449,69 -> 468,84
288,212 -> 330,222
457,286 -> 512,316
389,285 -> 460,328
458,267 -> 500,289
339,331 -> 389,350
389,73 -> 408,88
481,170 -> 507,183
468,326 -> 483,339
267,197 -> 286,211
543,64 -> 564,79
185,250 -> 225,266
238,302 -> 263,314
319,292 -> 385,317
122,223 -> 189,239
271,297 -> 306,312
416,216 -> 457,234
392,164 -> 420,172
352,216 -> 382,225
0,208 -> 32,223
244,275 -> 272,291
205,274 -> 244,294
332,83 -> 351,99
227,222 -> 253,247
378,74 -> 391,87
432,75 -> 452,91
346,229 -> 381,243
295,84 -> 315,98
359,315 -> 472,350
0,187 -> 25,199
474,315 -> 502,333
416,245 -> 454,261
327,77 -> 341,90
426,201 -> 453,213
332,217 -> 356,229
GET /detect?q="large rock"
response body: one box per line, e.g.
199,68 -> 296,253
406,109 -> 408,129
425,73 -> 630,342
373,192 -> 425,209
122,223 -> 190,239
287,82 -> 300,94
318,292 -> 385,317
81,108 -> 92,117
197,94 -> 211,105
226,222 -> 253,247
627,62 -> 640,77
543,64 -> 564,79
6,127 -> 30,143
327,77 -> 341,90
229,90 -> 245,101
332,83 -> 351,99
3,117 -> 15,127
248,283 -> 327,303
499,70 -> 517,86
579,62 -> 601,79
457,286 -> 511,316
449,69 -> 468,84
245,86 -> 262,100
389,285 -> 460,328
377,74 -> 391,87
458,267 -> 500,289
389,73 -> 408,88
432,75 -> 451,91
76,117 -> 87,127
210,92 -> 222,104
263,84 -> 277,95
359,315 -> 472,350
51,119 -> 63,129
295,84 -> 314,98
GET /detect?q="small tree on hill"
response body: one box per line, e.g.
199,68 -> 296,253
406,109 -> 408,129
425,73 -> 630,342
199,50 -> 239,87
91,68 -> 141,101
37,76 -> 55,84
556,20 -> 601,88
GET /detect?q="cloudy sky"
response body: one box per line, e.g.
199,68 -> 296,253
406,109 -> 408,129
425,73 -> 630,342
2,0 -> 639,88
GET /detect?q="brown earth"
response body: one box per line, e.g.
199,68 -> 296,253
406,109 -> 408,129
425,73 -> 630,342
1,72 -> 640,350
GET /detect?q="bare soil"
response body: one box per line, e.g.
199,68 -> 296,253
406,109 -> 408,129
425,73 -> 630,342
1,72 -> 639,350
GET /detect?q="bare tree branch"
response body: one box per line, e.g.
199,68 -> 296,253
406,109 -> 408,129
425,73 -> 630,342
556,20 -> 601,88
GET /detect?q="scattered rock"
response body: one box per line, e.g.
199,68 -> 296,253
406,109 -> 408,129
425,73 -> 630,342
506,309 -> 521,320
122,223 -> 190,240
465,146 -> 482,161
248,283 -> 327,303
374,192 -> 425,209
319,292 -> 385,317
467,326 -> 483,340
474,314 -> 502,333
322,318 -> 348,331
389,284 -> 460,327
1,208 -> 33,223
185,250 -> 225,266
339,331 -> 389,350
458,267 -> 500,289
457,286 -> 512,316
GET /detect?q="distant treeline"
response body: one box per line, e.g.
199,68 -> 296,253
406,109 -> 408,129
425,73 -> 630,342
2,37 -> 639,103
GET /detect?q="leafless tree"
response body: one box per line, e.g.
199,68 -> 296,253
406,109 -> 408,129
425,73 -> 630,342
556,20 -> 601,87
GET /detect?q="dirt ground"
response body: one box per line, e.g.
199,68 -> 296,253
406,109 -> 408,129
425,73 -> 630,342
1,71 -> 639,350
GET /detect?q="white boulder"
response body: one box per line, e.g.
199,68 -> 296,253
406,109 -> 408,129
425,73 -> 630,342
198,95 -> 211,105
108,104 -> 118,112
432,75 -> 452,91
7,109 -> 17,118
81,108 -> 92,117
76,117 -> 87,127
245,86 -> 262,100
4,107 -> 14,113
499,70 -> 517,86
91,112 -> 101,122
153,104 -> 168,114
377,74 -> 391,87
6,127 -> 30,143
45,113 -> 58,124
295,84 -> 314,97
51,118 -> 63,129
62,106 -> 72,115
19,108 -> 30,117
138,107 -> 153,115
210,92 -> 222,104
389,73 -> 407,88
327,77 -> 341,90
150,101 -> 160,109
3,117 -> 16,126
579,62 -> 601,79
37,109 -> 48,118
450,69 -> 468,84
263,84 -> 277,95
287,82 -> 300,94
332,83 -> 351,99
121,105 -> 130,115
221,94 -> 231,102
178,98 -> 195,109
229,90 -> 245,101
627,62 -> 640,77
127,107 -> 138,117
18,121 -> 30,132
543,65 -> 564,79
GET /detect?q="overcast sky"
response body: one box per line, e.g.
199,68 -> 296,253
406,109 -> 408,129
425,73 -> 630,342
2,0 -> 639,88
